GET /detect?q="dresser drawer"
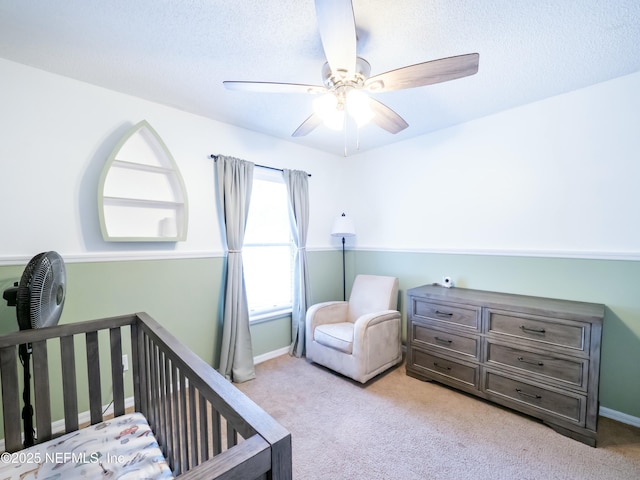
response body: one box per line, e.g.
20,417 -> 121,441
412,299 -> 481,331
412,323 -> 479,359
483,370 -> 585,425
411,350 -> 479,389
487,309 -> 590,352
486,341 -> 588,390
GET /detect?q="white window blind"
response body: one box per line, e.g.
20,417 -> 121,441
243,170 -> 293,319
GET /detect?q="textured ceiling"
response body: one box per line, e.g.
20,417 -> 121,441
1,1 -> 639,157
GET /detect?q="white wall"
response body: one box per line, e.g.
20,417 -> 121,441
3,58 -> 639,263
0,59 -> 346,262
344,71 -> 640,259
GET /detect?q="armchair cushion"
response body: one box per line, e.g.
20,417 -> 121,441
315,322 -> 354,354
347,274 -> 400,322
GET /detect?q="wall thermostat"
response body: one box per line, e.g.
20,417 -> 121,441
443,276 -> 453,288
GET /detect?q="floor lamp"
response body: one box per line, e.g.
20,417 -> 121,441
331,213 -> 356,301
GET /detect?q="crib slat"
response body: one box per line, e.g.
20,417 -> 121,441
159,347 -> 167,451
109,327 -> 125,416
171,363 -> 182,475
141,333 -> 153,426
179,373 -> 189,473
212,405 -> 222,456
60,335 -> 79,432
227,423 -> 238,449
163,352 -> 174,471
138,334 -> 148,428
159,349 -> 169,458
151,343 -> 165,454
31,340 -> 52,443
157,343 -> 169,457
189,382 -> 198,468
131,321 -> 145,415
85,331 -> 103,424
0,345 -> 22,452
199,392 -> 209,461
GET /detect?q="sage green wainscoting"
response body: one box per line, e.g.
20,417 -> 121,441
1,249 -> 638,426
0,250 -> 345,365
1,258 -> 224,363
0,265 -> 24,333
0,256 -> 228,435
351,249 -> 640,420
0,249 -> 344,431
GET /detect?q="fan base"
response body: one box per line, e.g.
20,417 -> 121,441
322,57 -> 371,89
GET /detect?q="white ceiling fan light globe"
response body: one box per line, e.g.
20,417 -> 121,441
324,108 -> 345,130
313,93 -> 337,117
346,89 -> 373,126
313,93 -> 345,130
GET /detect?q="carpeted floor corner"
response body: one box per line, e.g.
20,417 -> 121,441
237,355 -> 640,480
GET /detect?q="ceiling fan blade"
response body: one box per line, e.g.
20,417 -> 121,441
224,81 -> 327,95
315,0 -> 357,75
364,53 -> 479,92
292,113 -> 323,137
369,98 -> 409,134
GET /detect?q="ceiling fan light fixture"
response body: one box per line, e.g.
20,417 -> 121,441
313,93 -> 345,130
324,108 -> 345,130
346,89 -> 373,126
313,92 -> 337,116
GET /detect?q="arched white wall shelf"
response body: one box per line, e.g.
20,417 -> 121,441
98,121 -> 188,242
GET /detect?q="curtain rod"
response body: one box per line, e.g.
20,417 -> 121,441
209,154 -> 311,177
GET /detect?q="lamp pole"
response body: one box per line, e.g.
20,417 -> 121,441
331,213 -> 356,301
341,235 -> 346,301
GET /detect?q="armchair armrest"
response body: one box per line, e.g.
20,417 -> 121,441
306,301 -> 349,339
352,310 -> 401,351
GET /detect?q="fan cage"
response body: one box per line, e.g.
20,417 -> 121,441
16,251 -> 66,331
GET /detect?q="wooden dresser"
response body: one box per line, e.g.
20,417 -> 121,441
406,284 -> 605,446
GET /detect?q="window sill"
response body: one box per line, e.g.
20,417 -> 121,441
249,307 -> 292,325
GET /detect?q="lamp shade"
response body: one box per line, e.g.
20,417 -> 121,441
331,213 -> 356,237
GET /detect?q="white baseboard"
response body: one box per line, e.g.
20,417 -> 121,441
254,346 -> 290,365
599,406 -> 640,428
49,397 -> 137,435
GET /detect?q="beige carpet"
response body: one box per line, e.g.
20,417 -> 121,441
237,354 -> 640,480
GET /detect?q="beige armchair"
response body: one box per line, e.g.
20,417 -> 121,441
305,274 -> 402,383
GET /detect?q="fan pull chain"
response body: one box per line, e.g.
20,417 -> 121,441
343,112 -> 348,157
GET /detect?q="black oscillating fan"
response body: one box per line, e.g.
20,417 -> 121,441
2,251 -> 67,447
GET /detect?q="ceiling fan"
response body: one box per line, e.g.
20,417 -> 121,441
223,0 -> 479,137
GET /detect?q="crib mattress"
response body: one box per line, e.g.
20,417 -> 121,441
0,412 -> 173,479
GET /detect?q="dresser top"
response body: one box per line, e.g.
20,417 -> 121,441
407,284 -> 605,322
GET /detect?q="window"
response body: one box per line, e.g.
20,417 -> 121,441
243,170 -> 293,321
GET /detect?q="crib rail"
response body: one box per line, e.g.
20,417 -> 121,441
0,313 -> 292,479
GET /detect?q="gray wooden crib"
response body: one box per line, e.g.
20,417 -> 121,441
0,312 -> 292,479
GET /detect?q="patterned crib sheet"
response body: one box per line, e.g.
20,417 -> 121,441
0,412 -> 173,479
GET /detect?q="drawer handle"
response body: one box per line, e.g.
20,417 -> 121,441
515,388 -> 542,400
517,356 -> 544,367
434,336 -> 453,344
435,310 -> 454,317
433,362 -> 451,371
520,325 -> 546,335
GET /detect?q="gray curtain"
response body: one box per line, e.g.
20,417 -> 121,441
215,155 -> 255,382
283,169 -> 311,357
